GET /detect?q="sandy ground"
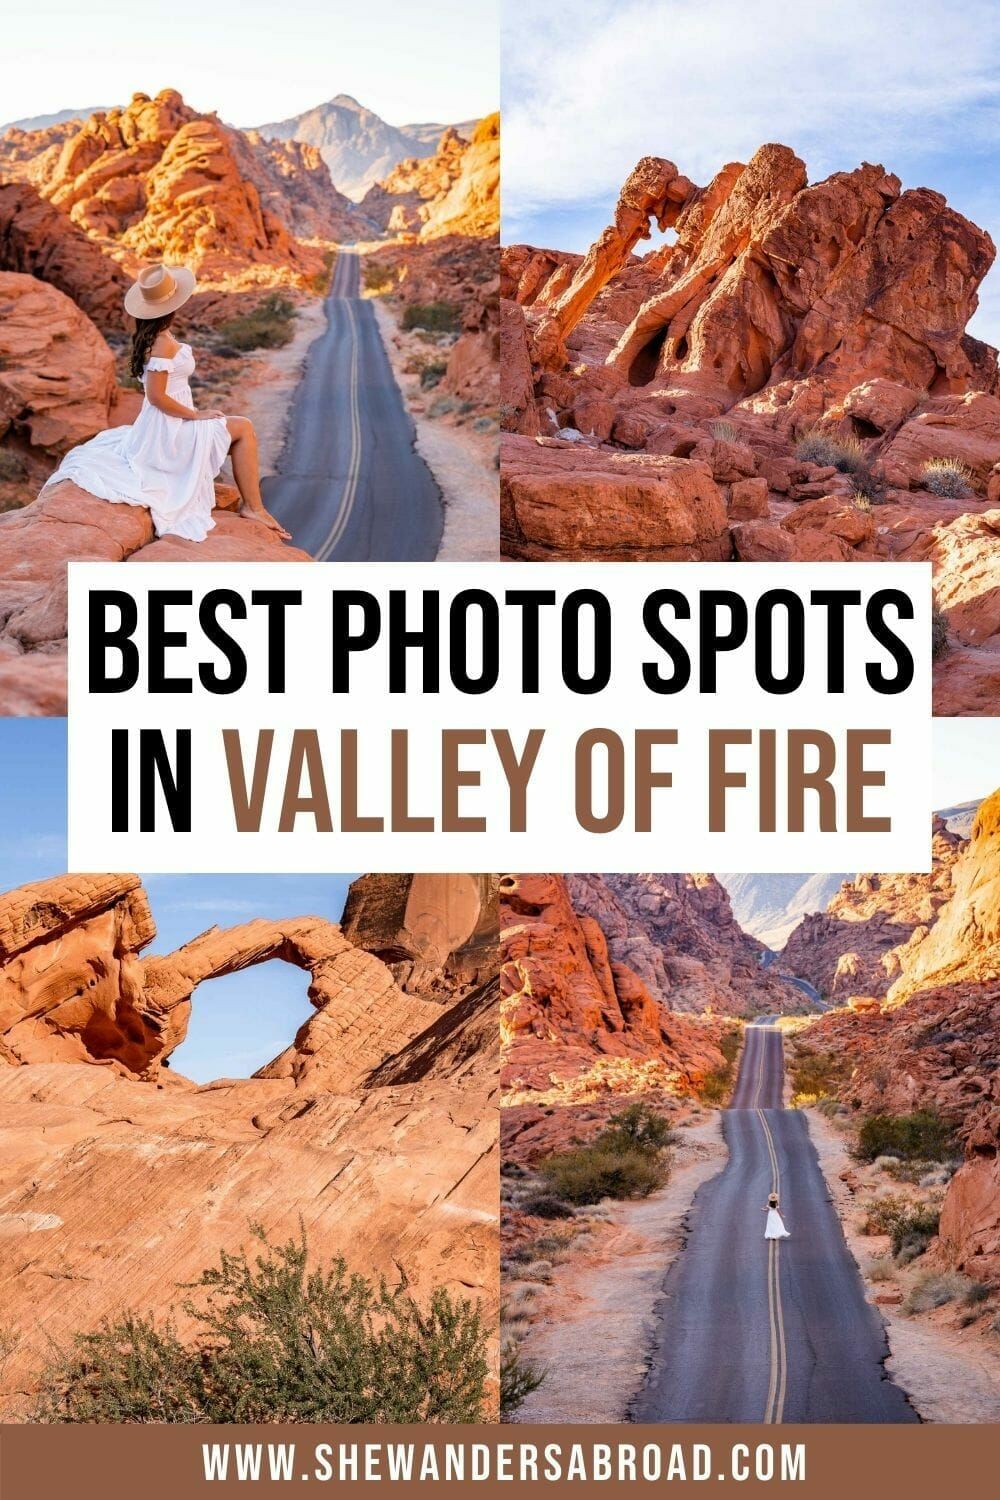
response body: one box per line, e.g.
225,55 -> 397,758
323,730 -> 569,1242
220,296 -> 328,476
371,300 -> 497,561
808,1109 -> 1000,1422
508,1114 -> 726,1423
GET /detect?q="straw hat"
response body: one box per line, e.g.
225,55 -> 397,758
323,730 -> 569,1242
124,263 -> 197,319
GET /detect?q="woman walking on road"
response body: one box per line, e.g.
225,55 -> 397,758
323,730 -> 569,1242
764,1192 -> 790,1239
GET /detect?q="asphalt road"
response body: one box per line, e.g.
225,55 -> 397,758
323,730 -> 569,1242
262,248 -> 443,560
632,1020 -> 917,1423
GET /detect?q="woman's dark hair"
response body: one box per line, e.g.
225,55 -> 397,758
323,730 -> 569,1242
129,312 -> 175,380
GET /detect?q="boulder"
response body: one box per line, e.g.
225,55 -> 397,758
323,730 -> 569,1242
501,434 -> 730,561
0,273 -> 115,452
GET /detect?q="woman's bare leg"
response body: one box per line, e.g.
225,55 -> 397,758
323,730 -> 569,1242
226,416 -> 290,539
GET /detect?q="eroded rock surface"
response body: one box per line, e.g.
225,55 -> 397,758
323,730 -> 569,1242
0,872 -> 499,1413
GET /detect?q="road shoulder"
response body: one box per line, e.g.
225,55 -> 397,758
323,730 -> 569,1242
507,1114 -> 726,1423
371,299 -> 497,561
807,1108 -> 1000,1422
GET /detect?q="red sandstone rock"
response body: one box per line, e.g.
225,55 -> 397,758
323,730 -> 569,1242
501,434 -> 731,560
0,480 -> 308,715
0,273 -> 115,452
0,183 -> 128,331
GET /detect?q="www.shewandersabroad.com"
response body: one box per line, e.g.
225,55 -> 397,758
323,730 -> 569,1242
198,1439 -> 808,1484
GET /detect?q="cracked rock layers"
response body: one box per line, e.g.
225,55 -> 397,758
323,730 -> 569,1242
0,872 -> 500,1414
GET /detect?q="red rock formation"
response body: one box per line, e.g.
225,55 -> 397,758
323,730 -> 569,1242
361,115 -> 499,241
0,273 -> 115,452
340,873 -> 498,995
0,183 -> 129,330
0,872 -> 499,1410
0,479 -> 308,716
0,90 -> 359,281
780,817 -> 966,998
500,143 -> 1000,687
799,793 -> 1000,1280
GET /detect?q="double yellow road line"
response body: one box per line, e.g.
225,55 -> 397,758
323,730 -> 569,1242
749,1025 -> 788,1424
316,260 -> 362,561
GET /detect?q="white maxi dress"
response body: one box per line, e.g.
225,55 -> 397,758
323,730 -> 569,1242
41,343 -> 231,541
765,1207 -> 790,1240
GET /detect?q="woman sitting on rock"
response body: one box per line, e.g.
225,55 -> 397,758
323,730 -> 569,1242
42,263 -> 290,542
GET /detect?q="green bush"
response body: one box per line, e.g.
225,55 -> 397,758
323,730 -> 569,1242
855,1110 -> 956,1164
34,1227 -> 487,1424
520,1193 -> 575,1220
402,301 -> 461,334
363,260 -> 395,293
600,1102 -> 676,1153
931,604 -> 950,659
920,457 -> 973,499
500,1338 -> 545,1420
863,1195 -> 940,1261
218,293 -> 297,351
420,358 -> 448,390
310,248 -> 337,296
538,1144 -> 667,1206
902,1269 -> 969,1314
789,1046 -> 850,1106
795,429 -> 868,474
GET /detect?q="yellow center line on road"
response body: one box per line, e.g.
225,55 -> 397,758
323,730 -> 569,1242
753,1023 -> 788,1424
316,261 -> 362,561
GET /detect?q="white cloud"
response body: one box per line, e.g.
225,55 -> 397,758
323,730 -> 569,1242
503,0 -> 1000,223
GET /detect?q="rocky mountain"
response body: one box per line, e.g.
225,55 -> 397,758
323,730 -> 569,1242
937,798 -> 983,838
801,790 -> 1000,1279
255,93 -> 476,201
501,145 -> 1000,714
1,106 -> 108,131
779,817 -> 966,1000
500,873 -> 729,1162
0,872 -> 499,1414
500,869 -> 814,1165
720,871 -> 850,950
0,89 -> 365,276
361,114 -> 499,239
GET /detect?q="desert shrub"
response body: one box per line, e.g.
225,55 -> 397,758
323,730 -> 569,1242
538,1144 -> 667,1206
964,1281 -> 992,1306
862,1196 -> 940,1260
931,603 -> 950,659
795,428 -> 867,474
218,293 -> 296,351
0,448 -> 27,482
363,260 -> 395,294
401,301 -> 461,334
708,419 -> 741,444
855,1110 -> 956,1164
310,248 -> 337,295
850,465 -> 887,505
600,1102 -> 676,1153
500,1338 -> 545,1420
420,358 -> 448,390
35,1228 -> 487,1424
520,1192 -> 575,1220
902,1269 -> 969,1315
789,1046 -> 850,1107
865,1258 -> 897,1284
695,1026 -> 742,1105
921,457 -> 973,498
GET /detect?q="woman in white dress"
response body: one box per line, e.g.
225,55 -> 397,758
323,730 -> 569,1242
764,1192 -> 790,1239
42,263 -> 290,543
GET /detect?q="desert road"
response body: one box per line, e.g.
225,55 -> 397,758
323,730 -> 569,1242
633,1020 -> 917,1423
262,247 -> 443,560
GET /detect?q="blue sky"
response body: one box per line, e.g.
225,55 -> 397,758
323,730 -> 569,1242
1,720 -> 356,1084
1,0 -> 497,129
503,0 -> 1000,345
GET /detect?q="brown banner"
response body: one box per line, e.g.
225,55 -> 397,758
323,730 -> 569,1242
2,1423 -> 998,1498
